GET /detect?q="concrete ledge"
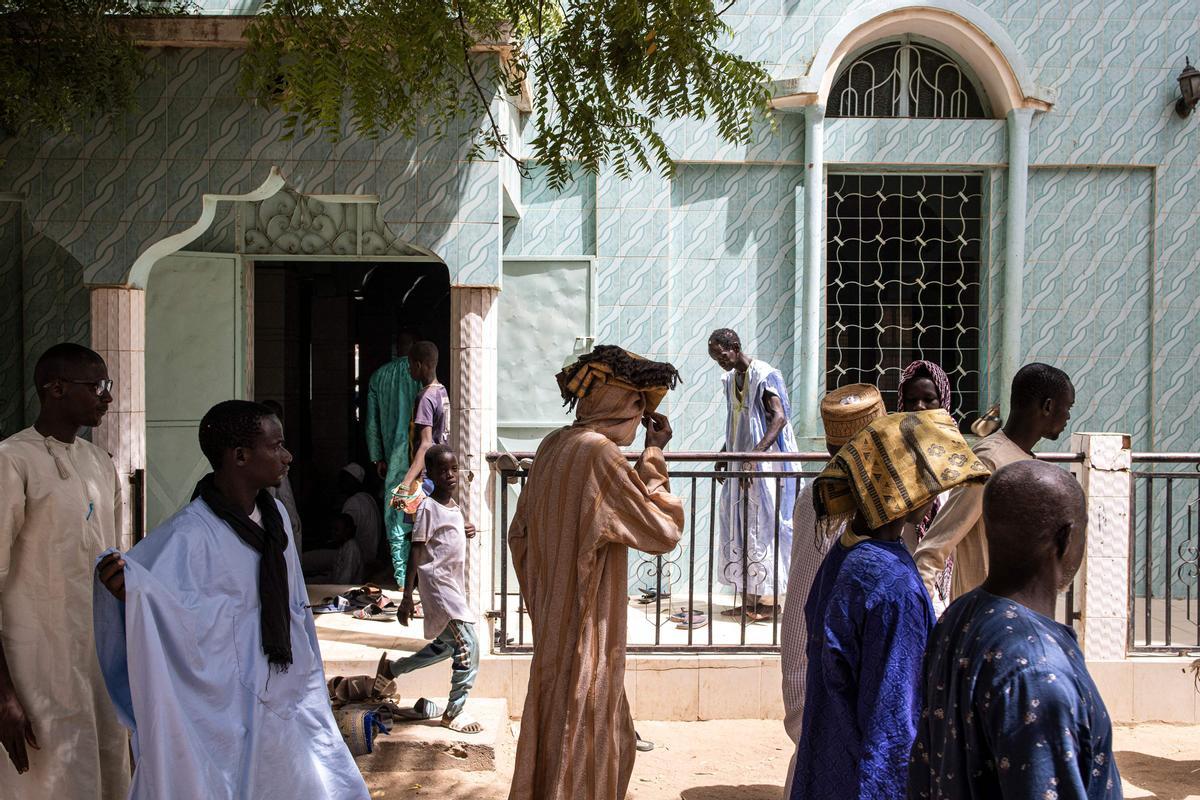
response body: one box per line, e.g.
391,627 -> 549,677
1089,657 -> 1200,724
355,697 -> 509,773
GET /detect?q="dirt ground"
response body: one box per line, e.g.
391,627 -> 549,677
365,719 -> 1200,799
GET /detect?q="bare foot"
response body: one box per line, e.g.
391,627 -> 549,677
441,713 -> 483,734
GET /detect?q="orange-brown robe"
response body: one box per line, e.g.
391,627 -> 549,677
507,385 -> 684,800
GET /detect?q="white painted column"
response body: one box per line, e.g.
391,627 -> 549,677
1070,432 -> 1132,660
1001,108 -> 1033,412
90,286 -> 146,550
450,285 -> 499,618
798,104 -> 825,438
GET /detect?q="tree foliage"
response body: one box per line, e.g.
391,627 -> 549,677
0,0 -> 191,137
241,0 -> 773,188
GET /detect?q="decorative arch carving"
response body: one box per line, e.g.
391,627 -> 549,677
126,167 -> 439,288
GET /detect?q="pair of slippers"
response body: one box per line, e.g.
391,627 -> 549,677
636,587 -> 671,605
668,608 -> 708,629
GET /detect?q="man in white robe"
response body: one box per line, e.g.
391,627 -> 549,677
708,329 -> 799,618
0,343 -> 130,799
94,400 -> 368,800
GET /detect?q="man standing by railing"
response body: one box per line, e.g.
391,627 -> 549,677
913,363 -> 1075,606
507,346 -> 684,800
708,328 -> 799,622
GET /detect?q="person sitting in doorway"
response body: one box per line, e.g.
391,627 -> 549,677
301,513 -> 364,586
340,462 -> 382,572
378,445 -> 481,734
391,341 -> 450,513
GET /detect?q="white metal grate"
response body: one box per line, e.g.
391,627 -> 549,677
829,40 -> 987,119
825,173 -> 983,423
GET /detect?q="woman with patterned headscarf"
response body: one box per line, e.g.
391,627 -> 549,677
896,360 -> 954,598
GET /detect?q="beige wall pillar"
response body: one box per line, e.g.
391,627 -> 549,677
1070,432 -> 1133,660
450,285 -> 499,619
90,286 -> 146,550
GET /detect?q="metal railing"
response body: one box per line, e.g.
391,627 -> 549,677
489,449 -> 1083,654
1129,453 -> 1200,654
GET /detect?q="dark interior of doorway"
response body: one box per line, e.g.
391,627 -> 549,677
253,260 -> 450,554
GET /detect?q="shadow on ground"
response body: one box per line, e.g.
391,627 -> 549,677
1115,751 -> 1200,800
680,786 -> 783,800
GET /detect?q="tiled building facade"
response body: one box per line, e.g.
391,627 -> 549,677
0,1 -> 1196,586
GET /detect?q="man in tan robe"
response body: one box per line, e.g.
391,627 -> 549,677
0,344 -> 130,799
914,362 -> 1074,603
508,346 -> 684,800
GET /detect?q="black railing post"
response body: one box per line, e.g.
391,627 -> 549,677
499,470 -> 509,653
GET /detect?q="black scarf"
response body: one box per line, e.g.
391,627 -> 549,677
193,474 -> 292,670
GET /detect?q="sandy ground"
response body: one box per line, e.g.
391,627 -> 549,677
364,719 -> 1200,799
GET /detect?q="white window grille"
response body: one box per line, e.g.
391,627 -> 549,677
829,39 -> 987,119
826,173 -> 984,424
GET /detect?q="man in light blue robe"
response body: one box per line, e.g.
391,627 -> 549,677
708,329 -> 799,615
366,331 -> 422,586
92,401 -> 368,800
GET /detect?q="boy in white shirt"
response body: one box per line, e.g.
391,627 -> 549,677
380,444 -> 481,733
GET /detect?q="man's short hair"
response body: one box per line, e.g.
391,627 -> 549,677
33,343 -> 104,389
198,400 -> 275,470
708,328 -> 741,350
410,340 -> 438,364
1010,363 -> 1073,410
426,443 -> 454,469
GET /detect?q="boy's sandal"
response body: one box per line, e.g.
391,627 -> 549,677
388,697 -> 443,721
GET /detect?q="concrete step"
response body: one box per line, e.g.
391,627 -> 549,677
355,697 -> 510,773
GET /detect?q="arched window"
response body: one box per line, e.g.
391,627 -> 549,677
829,38 -> 988,119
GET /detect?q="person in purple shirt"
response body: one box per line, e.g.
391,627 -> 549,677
909,460 -> 1121,800
394,340 -> 450,503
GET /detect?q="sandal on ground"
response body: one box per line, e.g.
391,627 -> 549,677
352,603 -> 394,622
719,605 -> 747,617
390,697 -> 443,721
635,730 -> 654,751
441,712 -> 483,733
674,610 -> 708,630
342,584 -> 385,609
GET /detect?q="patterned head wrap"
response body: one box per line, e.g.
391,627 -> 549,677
897,360 -> 953,413
814,409 -> 990,530
556,345 -> 681,415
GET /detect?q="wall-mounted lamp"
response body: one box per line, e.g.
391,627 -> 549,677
1177,58 -> 1200,118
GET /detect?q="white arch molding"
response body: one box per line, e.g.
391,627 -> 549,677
773,0 -> 1054,113
124,166 -> 441,288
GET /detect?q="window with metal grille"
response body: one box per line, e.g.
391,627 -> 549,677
829,39 -> 988,119
826,173 -> 983,425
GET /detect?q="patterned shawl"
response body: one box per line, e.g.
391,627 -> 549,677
814,409 -> 990,530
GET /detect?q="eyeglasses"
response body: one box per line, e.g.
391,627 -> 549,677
47,378 -> 115,397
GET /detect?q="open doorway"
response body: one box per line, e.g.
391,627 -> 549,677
252,260 -> 451,562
